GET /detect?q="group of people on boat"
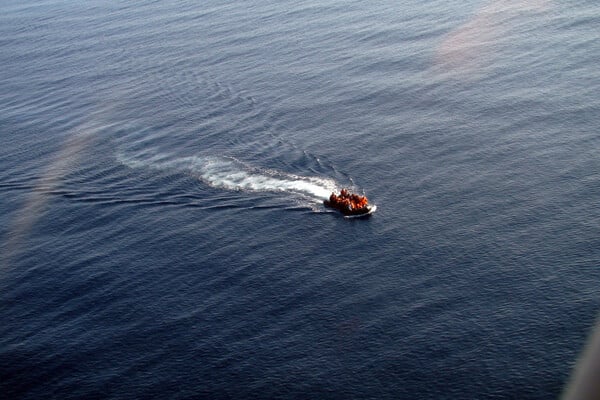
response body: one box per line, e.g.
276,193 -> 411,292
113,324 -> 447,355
327,188 -> 369,212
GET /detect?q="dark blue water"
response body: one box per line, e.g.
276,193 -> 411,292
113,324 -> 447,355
2,0 -> 600,398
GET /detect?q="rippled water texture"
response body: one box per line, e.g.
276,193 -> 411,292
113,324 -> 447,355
1,0 -> 600,398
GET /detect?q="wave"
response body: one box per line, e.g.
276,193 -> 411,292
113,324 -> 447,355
117,152 -> 337,201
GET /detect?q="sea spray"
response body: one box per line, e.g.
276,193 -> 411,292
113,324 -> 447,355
117,152 -> 337,201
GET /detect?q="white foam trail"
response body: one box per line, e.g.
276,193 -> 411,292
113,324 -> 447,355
117,152 -> 337,200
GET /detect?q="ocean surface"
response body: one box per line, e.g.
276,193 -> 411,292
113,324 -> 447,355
1,0 -> 599,398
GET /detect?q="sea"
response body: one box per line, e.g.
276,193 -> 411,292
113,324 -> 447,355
1,0 -> 599,399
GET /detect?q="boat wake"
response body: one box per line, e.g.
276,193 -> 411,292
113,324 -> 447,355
196,156 -> 336,200
117,152 -> 337,203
